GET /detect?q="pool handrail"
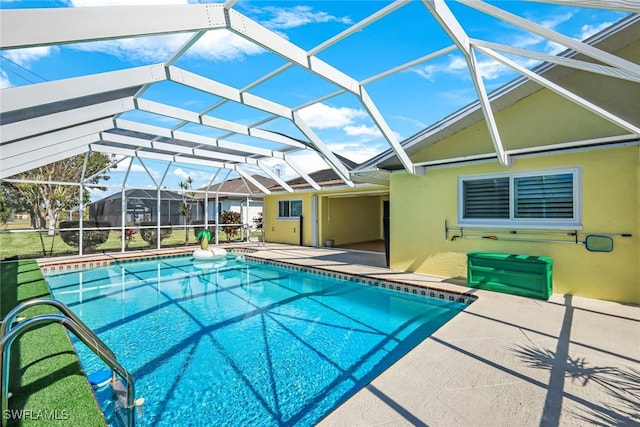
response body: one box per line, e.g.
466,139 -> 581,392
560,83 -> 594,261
1,301 -> 140,427
0,297 -> 116,360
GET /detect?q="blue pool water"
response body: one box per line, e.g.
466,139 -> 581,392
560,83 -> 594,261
45,255 -> 466,426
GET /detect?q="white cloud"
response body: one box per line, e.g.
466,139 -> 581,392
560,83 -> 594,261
5,3 -> 348,67
259,5 -> 352,30
71,30 -> 264,63
87,187 -> 113,202
71,34 -> 186,62
476,58 -> 509,80
173,167 -> 191,181
413,51 -> 533,83
411,55 -> 467,82
512,34 -> 545,49
298,103 -> 367,129
0,70 -> 11,89
284,151 -> 330,177
544,40 -> 567,55
63,0 -> 264,63
579,21 -> 614,40
536,12 -> 574,30
172,167 -> 213,186
188,31 -> 265,62
3,46 -> 58,67
111,158 -> 160,181
343,124 -> 381,138
329,141 -> 386,164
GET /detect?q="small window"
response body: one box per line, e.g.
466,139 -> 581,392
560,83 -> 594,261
278,200 -> 302,219
458,168 -> 581,228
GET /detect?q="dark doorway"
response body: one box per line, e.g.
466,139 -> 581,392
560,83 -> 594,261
383,201 -> 390,267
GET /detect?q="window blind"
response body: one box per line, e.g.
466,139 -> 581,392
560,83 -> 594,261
514,173 -> 573,219
463,177 -> 509,219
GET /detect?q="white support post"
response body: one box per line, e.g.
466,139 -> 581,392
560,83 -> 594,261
215,169 -> 232,245
421,0 -> 510,166
215,192 -> 220,246
468,49 -> 511,166
78,153 -> 89,256
158,163 -> 172,249
121,187 -> 127,253
246,196 -> 251,242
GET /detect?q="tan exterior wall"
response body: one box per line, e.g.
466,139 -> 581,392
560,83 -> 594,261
390,145 -> 640,304
321,195 -> 384,246
263,192 -> 314,245
264,187 -> 388,247
412,88 -> 627,164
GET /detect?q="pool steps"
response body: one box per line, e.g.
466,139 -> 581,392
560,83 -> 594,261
0,298 -> 143,427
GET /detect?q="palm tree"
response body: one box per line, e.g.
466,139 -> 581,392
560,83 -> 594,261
178,176 -> 195,244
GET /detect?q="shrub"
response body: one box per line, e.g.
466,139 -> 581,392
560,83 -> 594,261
220,211 -> 241,242
59,220 -> 110,251
193,221 -> 216,242
139,222 -> 172,248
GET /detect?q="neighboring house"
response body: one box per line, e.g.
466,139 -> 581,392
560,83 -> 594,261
264,154 -> 389,249
351,16 -> 639,304
196,175 -> 275,227
89,189 -> 199,227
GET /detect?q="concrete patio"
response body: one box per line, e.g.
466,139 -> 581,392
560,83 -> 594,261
37,243 -> 639,426
244,244 -> 639,427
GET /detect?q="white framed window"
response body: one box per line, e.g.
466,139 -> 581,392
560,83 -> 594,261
458,167 -> 581,229
278,199 -> 302,219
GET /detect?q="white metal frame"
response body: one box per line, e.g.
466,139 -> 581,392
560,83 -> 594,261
1,1 -> 638,188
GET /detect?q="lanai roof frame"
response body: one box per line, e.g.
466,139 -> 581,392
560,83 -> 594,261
1,1 -> 638,192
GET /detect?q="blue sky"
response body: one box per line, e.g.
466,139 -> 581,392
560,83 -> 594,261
0,1 -> 628,198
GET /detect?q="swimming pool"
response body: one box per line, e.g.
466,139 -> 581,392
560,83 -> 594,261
45,255 -> 468,426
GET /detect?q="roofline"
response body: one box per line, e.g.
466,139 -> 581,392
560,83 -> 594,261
357,13 -> 640,171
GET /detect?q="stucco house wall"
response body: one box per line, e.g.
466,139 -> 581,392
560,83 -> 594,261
264,188 -> 388,247
390,145 -> 639,304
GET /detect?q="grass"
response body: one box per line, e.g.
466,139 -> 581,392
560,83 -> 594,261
1,259 -> 106,426
1,220 -> 254,260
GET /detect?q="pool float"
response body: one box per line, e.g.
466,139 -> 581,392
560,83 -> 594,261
193,229 -> 227,260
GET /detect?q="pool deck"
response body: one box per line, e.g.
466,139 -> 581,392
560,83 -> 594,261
37,243 -> 639,426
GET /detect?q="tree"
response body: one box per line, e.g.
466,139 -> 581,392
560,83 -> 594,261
177,176 -> 195,244
5,153 -> 113,234
0,182 -> 16,231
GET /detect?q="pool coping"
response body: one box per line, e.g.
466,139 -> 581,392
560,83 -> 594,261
38,246 -> 477,307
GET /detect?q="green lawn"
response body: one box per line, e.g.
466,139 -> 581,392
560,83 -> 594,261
0,224 -> 253,260
0,260 -> 106,426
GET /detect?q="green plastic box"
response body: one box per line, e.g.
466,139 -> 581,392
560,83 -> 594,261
467,252 -> 553,299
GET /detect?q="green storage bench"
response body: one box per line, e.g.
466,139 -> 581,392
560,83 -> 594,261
467,252 -> 553,299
